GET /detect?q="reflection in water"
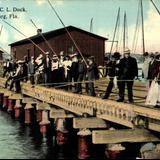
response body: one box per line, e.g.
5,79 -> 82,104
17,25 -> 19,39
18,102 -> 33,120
0,111 -> 76,159
0,110 -> 140,159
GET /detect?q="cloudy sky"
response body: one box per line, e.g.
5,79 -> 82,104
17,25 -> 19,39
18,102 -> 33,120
0,0 -> 160,54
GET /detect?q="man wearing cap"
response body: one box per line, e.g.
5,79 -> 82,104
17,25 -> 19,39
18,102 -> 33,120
117,49 -> 138,103
102,52 -> 121,99
43,52 -> 52,85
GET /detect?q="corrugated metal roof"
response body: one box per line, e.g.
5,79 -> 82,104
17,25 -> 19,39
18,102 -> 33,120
9,25 -> 108,46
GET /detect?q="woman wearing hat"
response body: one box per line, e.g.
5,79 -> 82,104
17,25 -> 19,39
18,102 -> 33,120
146,52 -> 160,107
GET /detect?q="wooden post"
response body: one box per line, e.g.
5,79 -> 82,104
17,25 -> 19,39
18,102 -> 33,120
8,96 -> 16,113
77,128 -> 92,159
39,110 -> 50,136
24,103 -> 35,125
55,118 -> 69,145
14,99 -> 23,120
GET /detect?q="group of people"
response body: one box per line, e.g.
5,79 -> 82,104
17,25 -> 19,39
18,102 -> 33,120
2,49 -> 160,106
102,49 -> 160,105
3,51 -> 99,96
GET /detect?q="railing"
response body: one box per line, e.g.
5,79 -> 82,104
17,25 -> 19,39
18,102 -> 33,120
0,77 -> 160,132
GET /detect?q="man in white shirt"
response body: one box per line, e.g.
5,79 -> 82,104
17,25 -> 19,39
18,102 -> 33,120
35,54 -> 44,84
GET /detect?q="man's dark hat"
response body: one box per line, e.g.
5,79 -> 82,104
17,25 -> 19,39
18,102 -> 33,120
150,53 -> 155,58
112,52 -> 121,58
143,52 -> 149,57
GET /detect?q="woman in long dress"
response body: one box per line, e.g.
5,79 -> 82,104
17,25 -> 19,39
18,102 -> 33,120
146,53 -> 160,107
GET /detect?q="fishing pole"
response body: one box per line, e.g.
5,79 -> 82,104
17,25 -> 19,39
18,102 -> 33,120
2,20 -> 47,55
47,0 -> 88,66
29,18 -> 58,56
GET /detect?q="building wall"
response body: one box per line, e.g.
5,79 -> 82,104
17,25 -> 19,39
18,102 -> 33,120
11,43 -> 35,61
11,30 -> 105,65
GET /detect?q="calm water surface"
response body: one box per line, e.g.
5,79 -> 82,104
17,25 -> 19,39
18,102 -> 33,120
0,110 -> 142,159
0,110 -> 76,159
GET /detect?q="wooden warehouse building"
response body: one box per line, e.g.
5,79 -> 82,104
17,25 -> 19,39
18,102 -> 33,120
9,26 -> 108,65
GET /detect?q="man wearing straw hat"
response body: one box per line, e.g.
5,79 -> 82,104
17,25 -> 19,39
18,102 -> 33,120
117,49 -> 138,103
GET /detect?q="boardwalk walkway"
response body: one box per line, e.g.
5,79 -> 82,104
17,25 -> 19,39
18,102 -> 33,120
0,77 -> 160,132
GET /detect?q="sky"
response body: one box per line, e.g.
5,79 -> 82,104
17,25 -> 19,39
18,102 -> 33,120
0,0 -> 160,54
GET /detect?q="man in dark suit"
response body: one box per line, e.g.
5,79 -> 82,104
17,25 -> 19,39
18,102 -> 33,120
117,49 -> 138,103
71,53 -> 79,92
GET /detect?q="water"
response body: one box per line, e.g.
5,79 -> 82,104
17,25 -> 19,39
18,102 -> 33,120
0,110 -> 76,159
0,110 -> 142,159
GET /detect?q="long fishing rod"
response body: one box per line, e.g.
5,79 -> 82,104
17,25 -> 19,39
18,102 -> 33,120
47,0 -> 88,66
2,20 -> 47,55
30,19 -> 58,56
150,0 -> 160,15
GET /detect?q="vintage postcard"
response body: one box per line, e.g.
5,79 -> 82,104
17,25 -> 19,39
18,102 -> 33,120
0,0 -> 159,159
